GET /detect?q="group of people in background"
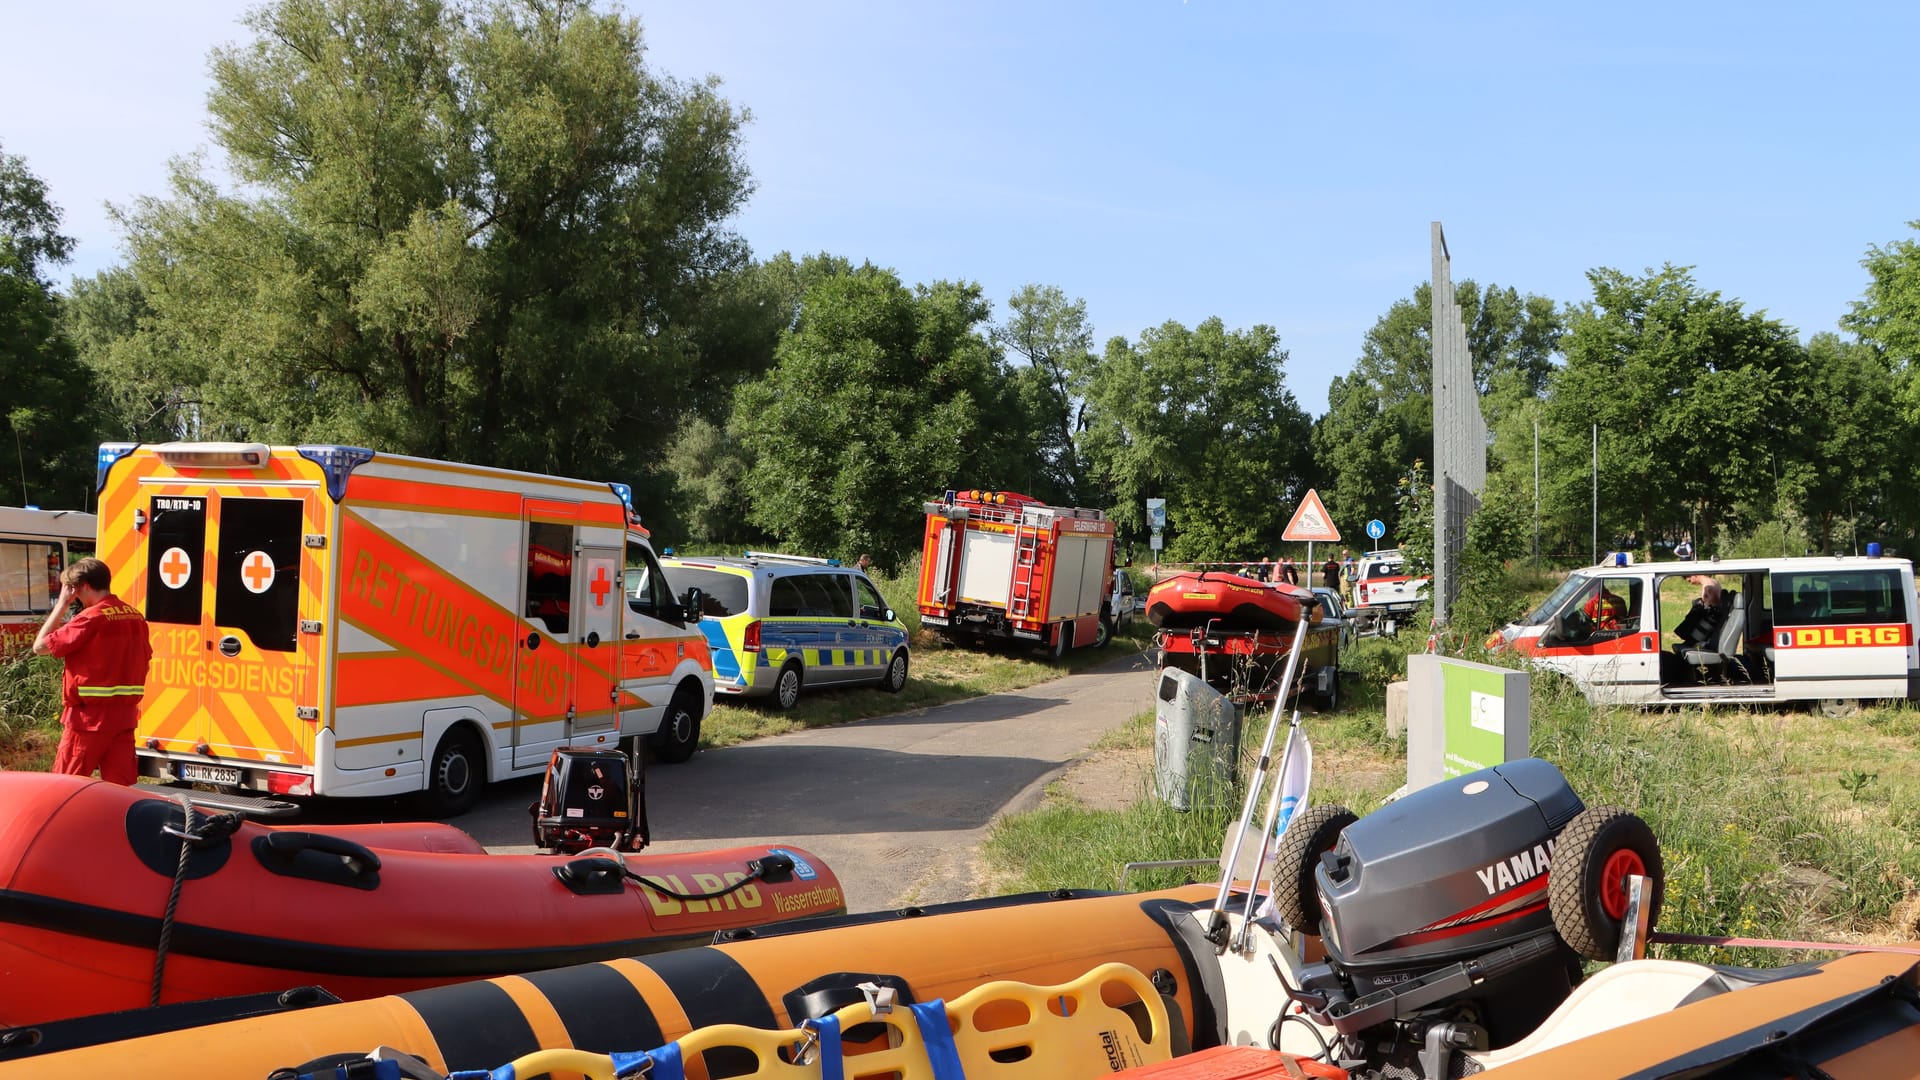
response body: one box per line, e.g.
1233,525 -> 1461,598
1181,550 -> 1361,591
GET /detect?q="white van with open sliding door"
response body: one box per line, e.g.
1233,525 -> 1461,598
1492,554 -> 1919,713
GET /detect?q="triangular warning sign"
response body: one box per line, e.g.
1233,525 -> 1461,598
1282,489 -> 1342,542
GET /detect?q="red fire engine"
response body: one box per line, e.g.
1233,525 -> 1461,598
916,490 -> 1116,654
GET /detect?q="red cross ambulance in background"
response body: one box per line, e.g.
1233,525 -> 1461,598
95,442 -> 713,814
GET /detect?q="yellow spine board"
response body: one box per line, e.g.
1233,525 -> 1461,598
492,962 -> 1171,1080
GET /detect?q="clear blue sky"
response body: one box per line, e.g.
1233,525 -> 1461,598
4,1 -> 1915,414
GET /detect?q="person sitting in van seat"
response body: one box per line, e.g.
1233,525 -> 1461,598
1584,584 -> 1628,630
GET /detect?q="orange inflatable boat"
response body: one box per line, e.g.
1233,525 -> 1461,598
1146,573 -> 1315,632
0,773 -> 843,1027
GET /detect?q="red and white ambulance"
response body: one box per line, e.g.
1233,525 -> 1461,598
96,442 -> 712,813
1491,553 -> 1919,712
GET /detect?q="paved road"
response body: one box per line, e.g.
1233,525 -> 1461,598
451,650 -> 1157,912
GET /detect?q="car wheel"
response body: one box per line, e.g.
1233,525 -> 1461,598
649,683 -> 704,763
882,650 -> 909,693
1094,614 -> 1114,649
421,727 -> 484,818
774,662 -> 803,711
1314,665 -> 1340,712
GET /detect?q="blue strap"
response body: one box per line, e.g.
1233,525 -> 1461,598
610,1041 -> 685,1080
908,999 -> 966,1080
811,1014 -> 845,1080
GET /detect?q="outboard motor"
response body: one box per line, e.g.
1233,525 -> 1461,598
530,746 -> 648,855
1286,759 -> 1663,1078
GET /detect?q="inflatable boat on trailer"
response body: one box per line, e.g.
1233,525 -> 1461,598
0,772 -> 842,1027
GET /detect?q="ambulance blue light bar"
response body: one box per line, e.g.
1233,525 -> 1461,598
95,443 -> 138,493
296,445 -> 375,502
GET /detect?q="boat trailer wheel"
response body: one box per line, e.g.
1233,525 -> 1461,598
1548,805 -> 1664,961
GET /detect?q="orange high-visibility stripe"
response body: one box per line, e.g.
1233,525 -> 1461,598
348,475 -> 526,518
335,653 -> 480,709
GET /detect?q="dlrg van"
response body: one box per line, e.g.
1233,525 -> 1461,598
97,442 -> 713,814
1491,554 -> 1919,712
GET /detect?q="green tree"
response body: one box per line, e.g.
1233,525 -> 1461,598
1843,221 -> 1920,375
0,145 -> 99,508
665,416 -> 759,546
731,267 -> 1025,567
1545,265 -> 1807,556
1783,333 -> 1904,553
62,268 -> 179,442
105,0 -> 751,485
992,284 -> 1096,504
1079,318 -> 1313,560
1312,281 -> 1560,541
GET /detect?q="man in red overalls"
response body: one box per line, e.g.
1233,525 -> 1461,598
31,557 -> 151,785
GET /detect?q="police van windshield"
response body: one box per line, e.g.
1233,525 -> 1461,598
1517,574 -> 1589,626
662,567 -> 748,618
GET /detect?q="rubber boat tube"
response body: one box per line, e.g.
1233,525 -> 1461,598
1146,573 -> 1314,632
0,773 -> 844,1027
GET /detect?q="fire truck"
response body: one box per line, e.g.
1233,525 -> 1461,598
916,489 -> 1116,654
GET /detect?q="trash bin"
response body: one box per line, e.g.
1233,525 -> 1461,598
1153,667 -> 1241,812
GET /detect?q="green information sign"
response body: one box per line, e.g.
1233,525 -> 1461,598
1406,655 -> 1530,791
1441,661 -> 1513,778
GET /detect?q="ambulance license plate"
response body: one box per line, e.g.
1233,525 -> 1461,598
178,763 -> 241,786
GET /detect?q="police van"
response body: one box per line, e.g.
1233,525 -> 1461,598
1491,553 -> 1920,712
96,442 -> 713,814
659,552 -> 910,710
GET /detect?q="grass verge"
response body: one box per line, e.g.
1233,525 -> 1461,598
701,623 -> 1155,749
0,654 -> 63,770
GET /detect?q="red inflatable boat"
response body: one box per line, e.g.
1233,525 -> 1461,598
1146,572 -> 1315,631
0,773 -> 844,1027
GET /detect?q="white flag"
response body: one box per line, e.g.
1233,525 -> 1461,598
1254,724 -> 1314,924
1275,724 -> 1313,838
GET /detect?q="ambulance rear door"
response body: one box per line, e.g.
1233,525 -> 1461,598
146,487 -> 321,777
1769,564 -> 1911,701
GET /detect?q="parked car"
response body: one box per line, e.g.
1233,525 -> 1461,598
1101,568 -> 1137,645
1312,585 -> 1357,651
657,552 -> 910,710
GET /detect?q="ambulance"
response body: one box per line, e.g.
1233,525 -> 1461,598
95,442 -> 713,814
0,507 -> 97,656
1491,553 -> 1920,713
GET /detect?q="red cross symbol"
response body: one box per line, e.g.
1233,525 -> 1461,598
159,548 -> 192,589
241,551 -> 275,593
589,564 -> 612,608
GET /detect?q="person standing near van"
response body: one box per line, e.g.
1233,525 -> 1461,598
30,558 -> 151,785
1321,556 -> 1341,590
